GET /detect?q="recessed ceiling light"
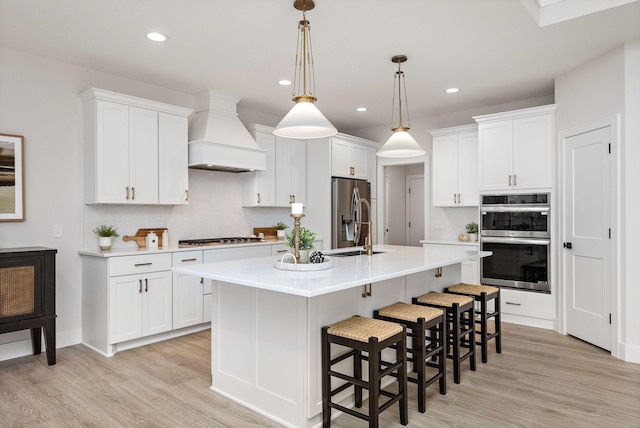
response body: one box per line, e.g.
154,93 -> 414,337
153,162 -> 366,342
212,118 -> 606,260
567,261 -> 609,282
146,32 -> 167,42
355,107 -> 367,112
445,87 -> 459,94
278,80 -> 292,86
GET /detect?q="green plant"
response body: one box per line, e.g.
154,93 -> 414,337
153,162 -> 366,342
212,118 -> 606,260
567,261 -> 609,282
286,227 -> 316,250
273,221 -> 289,230
465,222 -> 478,234
93,224 -> 119,237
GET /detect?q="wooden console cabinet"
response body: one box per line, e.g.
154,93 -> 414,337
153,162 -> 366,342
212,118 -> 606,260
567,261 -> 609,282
0,247 -> 57,365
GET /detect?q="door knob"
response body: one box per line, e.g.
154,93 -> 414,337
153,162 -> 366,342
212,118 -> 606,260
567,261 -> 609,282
563,242 -> 572,249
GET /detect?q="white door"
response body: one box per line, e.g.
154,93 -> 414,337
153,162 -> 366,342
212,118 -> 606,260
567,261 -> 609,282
406,175 -> 424,247
143,271 -> 173,337
564,126 -> 611,350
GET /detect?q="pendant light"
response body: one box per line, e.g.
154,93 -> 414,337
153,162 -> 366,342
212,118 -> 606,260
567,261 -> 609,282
376,55 -> 426,158
273,0 -> 337,139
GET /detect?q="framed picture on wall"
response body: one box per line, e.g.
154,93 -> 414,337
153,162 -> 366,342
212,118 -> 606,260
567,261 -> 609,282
0,134 -> 25,222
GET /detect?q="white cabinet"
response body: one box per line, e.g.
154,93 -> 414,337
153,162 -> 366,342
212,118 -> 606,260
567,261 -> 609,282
475,105 -> 555,193
423,242 -> 480,284
159,113 -> 190,204
107,254 -> 173,344
81,88 -> 192,205
172,251 -> 205,330
331,138 -> 371,180
500,288 -> 553,329
242,124 -> 306,207
431,124 -> 478,206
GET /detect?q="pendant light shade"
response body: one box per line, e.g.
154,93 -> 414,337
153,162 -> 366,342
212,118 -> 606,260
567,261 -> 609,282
377,55 -> 426,158
274,0 -> 337,139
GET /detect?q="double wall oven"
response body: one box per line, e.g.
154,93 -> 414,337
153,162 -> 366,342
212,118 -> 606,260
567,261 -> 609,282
480,193 -> 550,293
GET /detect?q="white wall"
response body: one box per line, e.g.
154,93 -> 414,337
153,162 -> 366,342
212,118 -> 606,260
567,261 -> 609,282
555,40 -> 640,363
0,46 -> 292,361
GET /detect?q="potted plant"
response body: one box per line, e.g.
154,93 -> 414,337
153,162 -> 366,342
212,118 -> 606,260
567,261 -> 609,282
286,226 -> 316,263
465,222 -> 478,242
274,221 -> 289,240
93,224 -> 119,250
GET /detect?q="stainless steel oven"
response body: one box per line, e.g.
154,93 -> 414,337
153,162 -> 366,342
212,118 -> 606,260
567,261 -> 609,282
480,194 -> 550,293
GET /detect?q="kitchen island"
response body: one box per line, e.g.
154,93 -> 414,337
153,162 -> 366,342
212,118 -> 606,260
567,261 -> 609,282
172,244 -> 490,428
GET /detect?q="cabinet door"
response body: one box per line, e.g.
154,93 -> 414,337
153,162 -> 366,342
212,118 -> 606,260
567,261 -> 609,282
331,139 -> 351,177
129,106 -> 159,204
142,271 -> 173,337
432,134 -> 459,207
349,144 -> 367,179
243,132 -> 276,206
457,132 -> 479,206
275,137 -> 306,206
109,274 -> 144,343
513,114 -> 553,190
96,100 -> 130,203
173,272 -> 204,329
159,113 -> 189,204
478,120 -> 513,192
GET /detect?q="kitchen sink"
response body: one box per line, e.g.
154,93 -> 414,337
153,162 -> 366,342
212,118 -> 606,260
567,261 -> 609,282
328,250 -> 386,257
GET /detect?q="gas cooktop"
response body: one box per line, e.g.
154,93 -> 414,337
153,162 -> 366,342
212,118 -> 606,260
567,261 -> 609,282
178,237 -> 264,247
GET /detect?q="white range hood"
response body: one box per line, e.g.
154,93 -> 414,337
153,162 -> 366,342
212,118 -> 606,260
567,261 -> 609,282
188,90 -> 267,173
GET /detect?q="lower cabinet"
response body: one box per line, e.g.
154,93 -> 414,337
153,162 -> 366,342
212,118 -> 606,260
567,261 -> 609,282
423,242 -> 480,284
109,270 -> 172,343
500,288 -> 553,329
172,251 -> 205,330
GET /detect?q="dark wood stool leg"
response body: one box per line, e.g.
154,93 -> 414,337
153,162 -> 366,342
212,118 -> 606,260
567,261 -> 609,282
495,291 -> 502,354
416,319 -> 427,413
398,330 -> 408,425
354,349 -> 363,408
321,327 -> 331,428
437,319 -> 447,395
480,293 -> 488,363
451,304 -> 461,384
468,305 -> 476,372
368,340 -> 380,428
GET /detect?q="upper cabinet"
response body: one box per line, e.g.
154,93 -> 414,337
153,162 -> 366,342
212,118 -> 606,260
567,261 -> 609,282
331,138 -> 372,181
241,124 -> 306,207
474,105 -> 556,193
80,88 -> 193,205
430,124 -> 478,207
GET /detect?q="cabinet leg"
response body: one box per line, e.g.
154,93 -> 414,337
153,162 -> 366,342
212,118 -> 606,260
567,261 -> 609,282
30,327 -> 42,355
43,319 -> 56,365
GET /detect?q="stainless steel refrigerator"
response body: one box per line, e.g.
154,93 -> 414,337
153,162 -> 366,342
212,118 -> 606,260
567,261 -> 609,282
332,177 -> 371,248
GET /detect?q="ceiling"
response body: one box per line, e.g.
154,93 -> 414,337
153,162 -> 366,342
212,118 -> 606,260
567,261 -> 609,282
1,0 -> 639,132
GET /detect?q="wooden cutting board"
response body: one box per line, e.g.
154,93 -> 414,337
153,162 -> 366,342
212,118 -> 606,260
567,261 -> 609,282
123,228 -> 168,248
253,227 -> 277,239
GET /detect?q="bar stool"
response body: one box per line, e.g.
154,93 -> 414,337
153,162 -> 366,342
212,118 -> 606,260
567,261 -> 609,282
445,283 -> 501,363
412,292 -> 476,384
321,316 -> 408,427
374,302 -> 446,413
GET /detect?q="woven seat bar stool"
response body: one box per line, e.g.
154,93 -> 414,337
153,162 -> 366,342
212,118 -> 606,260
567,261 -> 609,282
445,283 -> 501,363
374,302 -> 447,413
321,316 -> 408,427
412,292 -> 476,384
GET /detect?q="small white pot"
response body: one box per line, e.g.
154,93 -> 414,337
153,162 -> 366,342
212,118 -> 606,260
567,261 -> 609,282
99,236 -> 112,251
298,249 -> 309,263
277,230 -> 286,240
468,233 -> 478,242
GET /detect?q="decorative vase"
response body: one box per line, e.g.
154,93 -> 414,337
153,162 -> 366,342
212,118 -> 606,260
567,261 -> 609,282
277,230 -> 285,240
299,249 -> 309,263
99,236 -> 112,251
468,233 -> 478,242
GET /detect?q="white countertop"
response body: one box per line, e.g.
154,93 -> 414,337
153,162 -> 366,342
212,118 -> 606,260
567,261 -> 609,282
172,244 -> 491,298
78,239 -> 285,257
420,239 -> 480,247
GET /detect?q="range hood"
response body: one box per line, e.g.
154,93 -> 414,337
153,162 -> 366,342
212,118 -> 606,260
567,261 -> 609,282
188,90 -> 267,173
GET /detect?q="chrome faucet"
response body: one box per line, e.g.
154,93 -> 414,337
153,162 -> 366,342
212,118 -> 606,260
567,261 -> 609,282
353,198 -> 373,256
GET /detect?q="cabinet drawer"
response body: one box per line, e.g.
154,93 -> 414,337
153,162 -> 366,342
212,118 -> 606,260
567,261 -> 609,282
271,243 -> 290,256
500,288 -> 552,320
172,250 -> 203,266
109,253 -> 171,276
204,246 -> 271,263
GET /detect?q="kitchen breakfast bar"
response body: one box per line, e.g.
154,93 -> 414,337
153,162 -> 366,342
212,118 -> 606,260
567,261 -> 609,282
172,244 -> 491,428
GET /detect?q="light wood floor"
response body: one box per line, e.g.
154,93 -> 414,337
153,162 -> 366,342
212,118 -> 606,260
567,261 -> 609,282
1,323 -> 639,427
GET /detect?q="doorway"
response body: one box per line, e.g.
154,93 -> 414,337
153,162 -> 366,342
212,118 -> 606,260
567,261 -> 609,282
560,117 -> 617,352
377,157 -> 429,247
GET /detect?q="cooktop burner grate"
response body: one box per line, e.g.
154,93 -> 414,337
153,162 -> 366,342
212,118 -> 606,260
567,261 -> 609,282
179,237 -> 263,246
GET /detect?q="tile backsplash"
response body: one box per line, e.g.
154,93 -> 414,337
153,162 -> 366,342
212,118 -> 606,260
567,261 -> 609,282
83,169 -> 292,250
430,206 -> 479,241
